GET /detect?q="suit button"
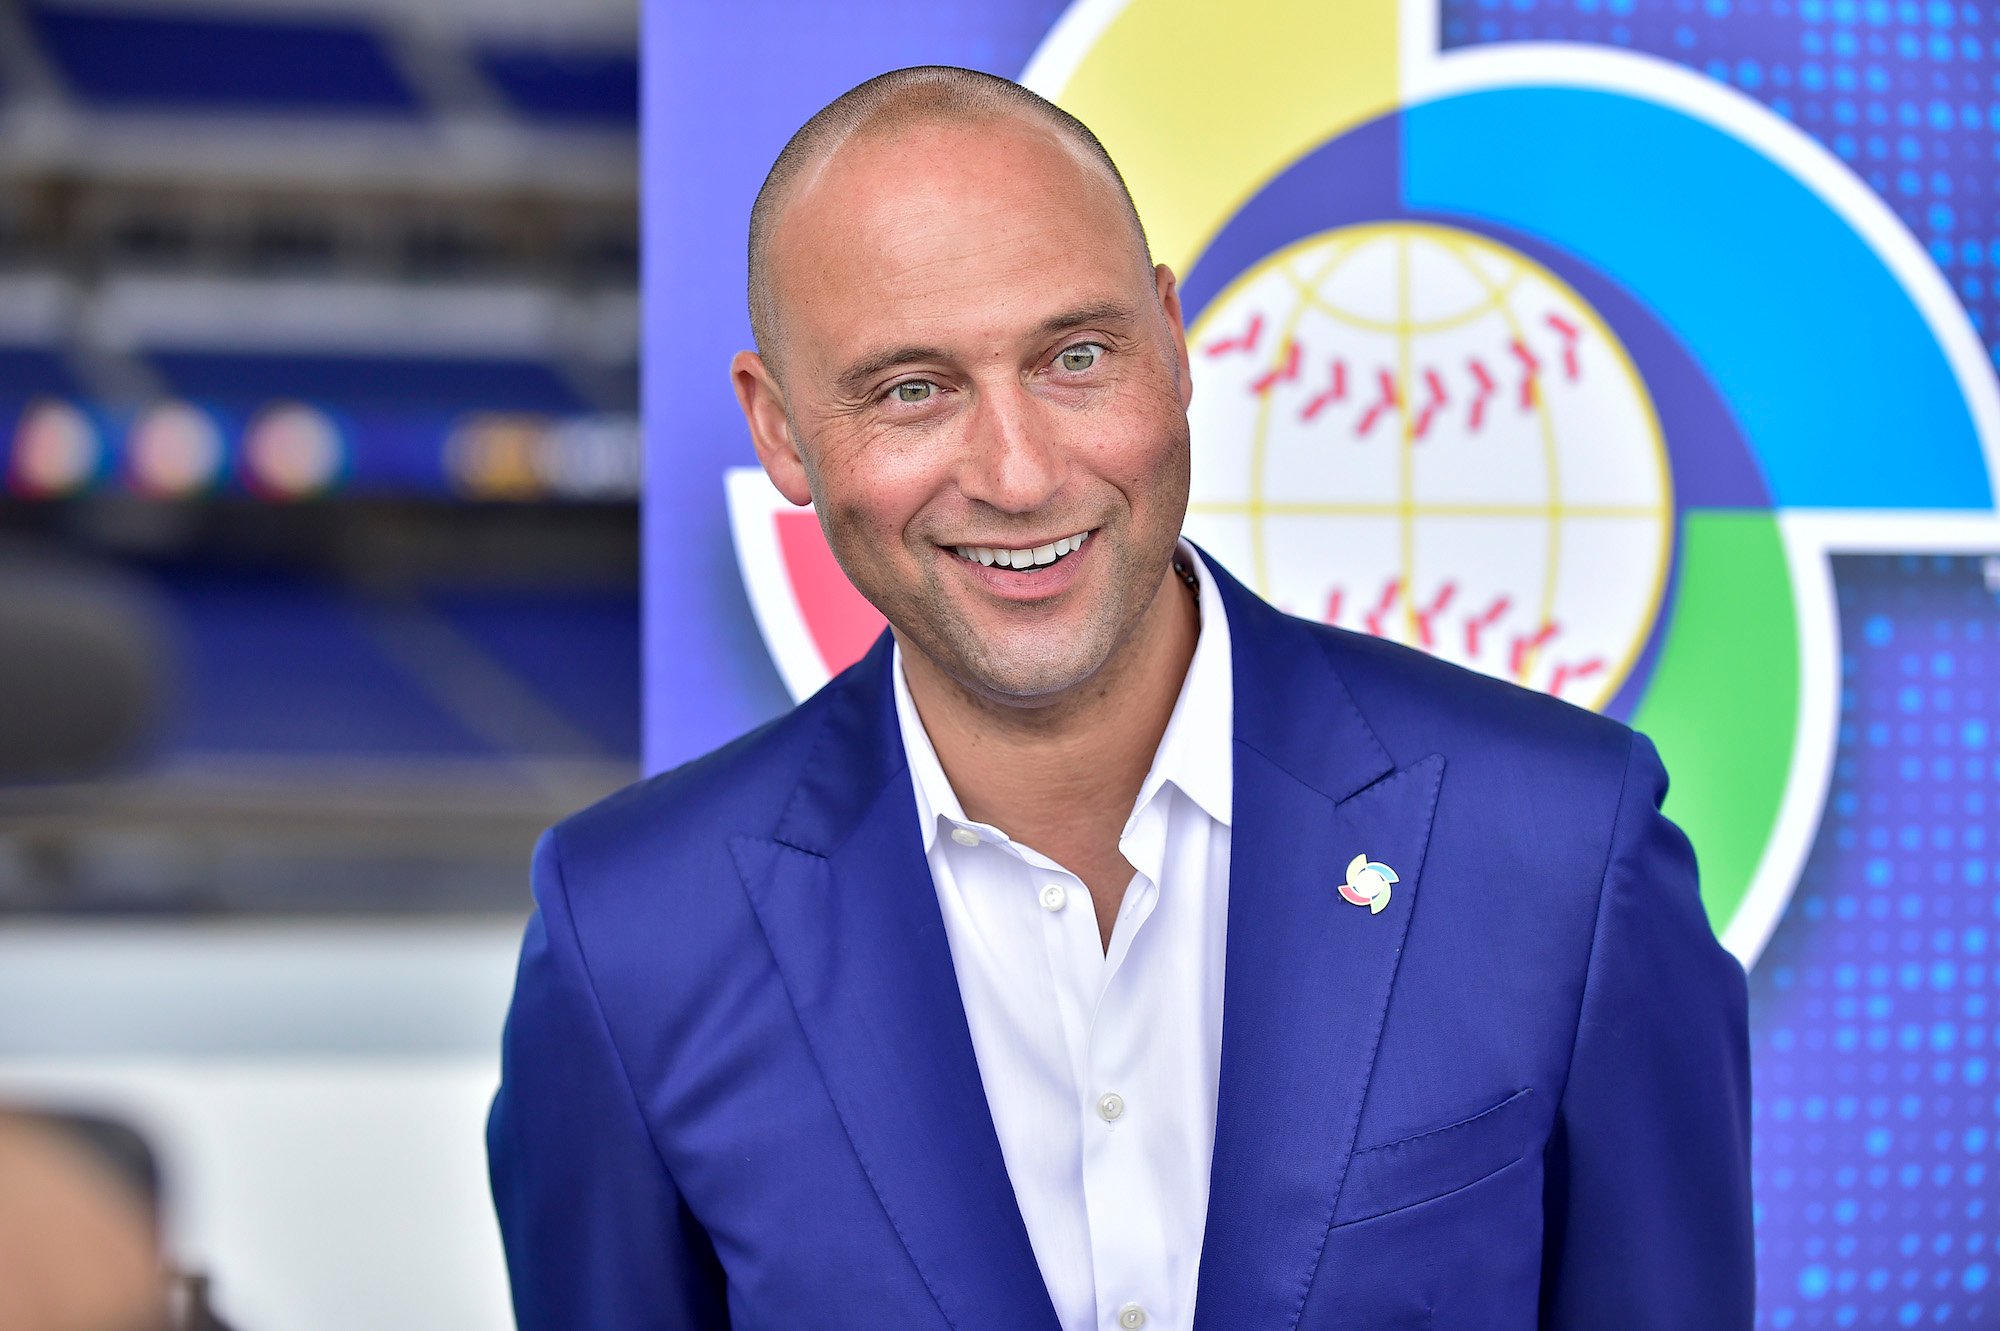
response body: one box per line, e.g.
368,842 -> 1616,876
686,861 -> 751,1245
1117,1304 -> 1146,1329
1097,1092 -> 1125,1122
1040,883 -> 1067,911
949,827 -> 980,847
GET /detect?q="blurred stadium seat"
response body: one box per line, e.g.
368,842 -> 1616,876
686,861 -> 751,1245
27,1 -> 422,113
0,344 -> 81,402
474,45 -> 638,124
0,0 -> 641,915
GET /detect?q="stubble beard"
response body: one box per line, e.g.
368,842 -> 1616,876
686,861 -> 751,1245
911,552 -> 1134,708
886,425 -> 1193,714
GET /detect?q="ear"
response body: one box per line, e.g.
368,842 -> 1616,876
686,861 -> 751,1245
731,349 -> 814,506
1155,263 -> 1194,410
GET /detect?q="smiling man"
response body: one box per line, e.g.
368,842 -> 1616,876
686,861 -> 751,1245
488,67 -> 1754,1331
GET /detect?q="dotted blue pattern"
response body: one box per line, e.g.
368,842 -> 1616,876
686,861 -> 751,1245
1441,0 -> 2000,361
1748,555 -> 1999,1329
1438,12 -> 2000,1324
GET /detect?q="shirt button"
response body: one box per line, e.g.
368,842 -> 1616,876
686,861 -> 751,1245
949,827 -> 979,847
1039,883 -> 1067,911
1096,1092 -> 1125,1122
1117,1304 -> 1147,1329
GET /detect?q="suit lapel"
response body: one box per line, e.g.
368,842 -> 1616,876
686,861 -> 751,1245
1193,562 -> 1446,1331
730,638 -> 1060,1331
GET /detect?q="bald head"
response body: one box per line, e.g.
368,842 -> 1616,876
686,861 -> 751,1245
746,65 -> 1151,371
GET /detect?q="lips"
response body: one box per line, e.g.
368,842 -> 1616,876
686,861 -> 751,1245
949,529 -> 1091,571
941,526 -> 1096,601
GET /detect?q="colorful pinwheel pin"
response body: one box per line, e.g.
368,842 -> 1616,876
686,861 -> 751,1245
1339,853 -> 1398,915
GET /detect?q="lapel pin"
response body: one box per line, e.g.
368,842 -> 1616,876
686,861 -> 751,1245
1339,853 -> 1398,915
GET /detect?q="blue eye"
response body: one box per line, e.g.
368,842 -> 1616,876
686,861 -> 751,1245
1057,343 -> 1103,372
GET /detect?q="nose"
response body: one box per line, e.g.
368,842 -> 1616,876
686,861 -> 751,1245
957,378 -> 1067,514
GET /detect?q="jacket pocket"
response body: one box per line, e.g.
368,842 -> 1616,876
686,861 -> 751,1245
1331,1087 -> 1537,1227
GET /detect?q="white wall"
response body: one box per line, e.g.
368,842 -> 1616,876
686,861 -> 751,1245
0,921 -> 524,1331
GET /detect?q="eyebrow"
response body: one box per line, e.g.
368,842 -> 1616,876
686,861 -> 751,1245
1030,299 -> 1141,341
833,343 -> 948,399
830,299 -> 1145,399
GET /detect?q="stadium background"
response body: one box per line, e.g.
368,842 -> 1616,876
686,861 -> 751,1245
0,0 -> 635,1323
0,1 -> 1995,1328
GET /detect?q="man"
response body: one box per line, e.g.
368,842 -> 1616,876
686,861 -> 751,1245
488,66 -> 1753,1330
0,1110 -> 170,1331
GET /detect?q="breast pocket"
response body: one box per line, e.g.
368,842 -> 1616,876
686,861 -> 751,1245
1331,1087 -> 1538,1227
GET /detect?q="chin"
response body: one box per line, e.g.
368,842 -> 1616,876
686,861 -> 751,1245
950,632 -> 1114,704
889,563 -> 1138,703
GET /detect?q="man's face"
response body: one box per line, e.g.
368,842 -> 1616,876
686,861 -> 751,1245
738,115 -> 1194,707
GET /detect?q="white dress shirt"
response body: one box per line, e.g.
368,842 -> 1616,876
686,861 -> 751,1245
891,541 -> 1233,1331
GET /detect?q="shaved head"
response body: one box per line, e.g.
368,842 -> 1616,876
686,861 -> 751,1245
728,62 -> 1194,718
746,65 -> 1151,372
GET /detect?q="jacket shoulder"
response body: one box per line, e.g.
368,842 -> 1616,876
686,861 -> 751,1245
1309,618 -> 1636,783
550,682 -> 835,882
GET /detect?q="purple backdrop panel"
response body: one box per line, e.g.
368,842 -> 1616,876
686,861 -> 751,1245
641,1 -> 1070,770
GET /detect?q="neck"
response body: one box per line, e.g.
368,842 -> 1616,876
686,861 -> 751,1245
899,559 -> 1200,866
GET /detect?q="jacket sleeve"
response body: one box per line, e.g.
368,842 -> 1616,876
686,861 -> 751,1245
1540,732 -> 1755,1330
488,828 -> 730,1330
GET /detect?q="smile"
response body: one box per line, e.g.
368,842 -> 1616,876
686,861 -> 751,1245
950,530 -> 1091,571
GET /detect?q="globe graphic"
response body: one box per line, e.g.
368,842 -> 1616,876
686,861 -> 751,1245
1185,221 -> 1674,711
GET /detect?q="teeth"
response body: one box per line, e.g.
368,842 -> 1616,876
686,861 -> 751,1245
951,530 -> 1093,569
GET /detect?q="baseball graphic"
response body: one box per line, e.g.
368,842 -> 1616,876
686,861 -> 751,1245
1184,222 -> 1674,711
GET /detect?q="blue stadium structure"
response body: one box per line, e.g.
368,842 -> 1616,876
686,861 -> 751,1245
0,0 -> 641,913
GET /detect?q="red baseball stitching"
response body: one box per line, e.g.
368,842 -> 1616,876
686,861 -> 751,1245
1363,576 -> 1402,637
1547,657 -> 1605,697
1544,313 -> 1582,381
1299,359 -> 1347,421
1413,368 -> 1449,441
1508,621 -> 1561,677
1509,338 -> 1541,411
1250,338 -> 1302,396
1205,313 -> 1263,358
1466,358 -> 1497,433
1464,595 -> 1511,657
1356,368 -> 1400,437
1411,581 -> 1456,649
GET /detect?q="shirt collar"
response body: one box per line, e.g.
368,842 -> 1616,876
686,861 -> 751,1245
893,640 -> 969,855
892,538 -> 1235,854
1142,540 -> 1234,827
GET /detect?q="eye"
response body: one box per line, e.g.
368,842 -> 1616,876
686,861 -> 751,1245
889,380 -> 936,404
1056,343 -> 1104,373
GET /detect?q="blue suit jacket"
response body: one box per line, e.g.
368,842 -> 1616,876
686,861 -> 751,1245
488,557 -> 1753,1330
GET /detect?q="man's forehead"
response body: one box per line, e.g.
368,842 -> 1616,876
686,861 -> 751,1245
780,111 -> 1114,242
772,120 -> 1139,316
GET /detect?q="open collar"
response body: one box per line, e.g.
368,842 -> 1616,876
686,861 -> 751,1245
889,538 -> 1235,857
734,547 -> 1443,1331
